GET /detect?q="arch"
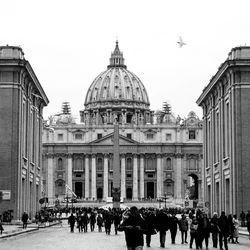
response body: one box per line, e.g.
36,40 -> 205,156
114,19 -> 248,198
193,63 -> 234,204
97,157 -> 103,171
187,174 -> 199,200
166,158 -> 172,170
75,158 -> 82,171
55,179 -> 65,196
164,179 -> 174,196
146,156 -> 156,171
58,158 -> 63,170
126,157 -> 133,171
126,188 -> 132,199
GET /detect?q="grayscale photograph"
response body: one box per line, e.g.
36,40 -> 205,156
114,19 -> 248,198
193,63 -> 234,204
0,0 -> 250,249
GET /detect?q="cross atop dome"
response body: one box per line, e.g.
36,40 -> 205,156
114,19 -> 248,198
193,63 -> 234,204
108,41 -> 127,69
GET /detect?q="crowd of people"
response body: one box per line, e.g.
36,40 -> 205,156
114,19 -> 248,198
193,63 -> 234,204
63,206 -> 250,250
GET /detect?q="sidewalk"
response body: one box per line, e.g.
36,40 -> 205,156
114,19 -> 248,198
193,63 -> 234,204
239,226 -> 249,236
0,221 -> 60,239
0,222 -> 248,239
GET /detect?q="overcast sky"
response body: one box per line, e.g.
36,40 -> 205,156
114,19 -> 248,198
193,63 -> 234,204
1,0 -> 250,121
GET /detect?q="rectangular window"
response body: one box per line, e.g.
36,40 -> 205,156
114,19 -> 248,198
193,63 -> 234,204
75,133 -> 83,140
127,133 -> 132,139
189,130 -> 196,140
57,134 -> 63,141
76,174 -> 82,178
97,174 -> 102,178
127,174 -> 132,178
147,174 -> 153,178
97,133 -> 102,139
166,133 -> 172,141
146,134 -> 154,140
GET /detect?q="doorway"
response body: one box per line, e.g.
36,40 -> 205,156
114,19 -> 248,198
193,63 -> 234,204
75,182 -> 83,198
146,182 -> 155,199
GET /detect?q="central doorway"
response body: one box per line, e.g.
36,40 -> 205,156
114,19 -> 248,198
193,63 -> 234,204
75,182 -> 83,198
146,182 -> 155,199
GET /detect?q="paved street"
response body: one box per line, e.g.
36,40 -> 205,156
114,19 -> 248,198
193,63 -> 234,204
0,222 -> 250,250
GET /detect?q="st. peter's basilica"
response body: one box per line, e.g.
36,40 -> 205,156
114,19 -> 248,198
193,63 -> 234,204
42,42 -> 203,207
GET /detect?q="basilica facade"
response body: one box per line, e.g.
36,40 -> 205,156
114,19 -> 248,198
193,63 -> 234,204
42,42 -> 203,207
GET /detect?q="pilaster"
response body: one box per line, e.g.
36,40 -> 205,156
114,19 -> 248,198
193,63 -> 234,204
132,154 -> 138,200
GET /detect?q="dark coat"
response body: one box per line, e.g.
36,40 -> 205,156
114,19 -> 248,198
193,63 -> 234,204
169,215 -> 179,232
179,217 -> 189,231
155,210 -> 169,232
210,216 -> 219,233
22,213 -> 28,223
68,214 -> 76,225
144,211 -> 157,235
119,213 -> 147,247
218,214 -> 229,236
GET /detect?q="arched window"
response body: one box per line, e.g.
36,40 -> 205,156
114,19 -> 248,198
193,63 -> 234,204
146,156 -> 156,171
166,158 -> 172,170
58,158 -> 63,170
97,158 -> 103,171
126,158 -> 133,171
164,179 -> 174,196
55,179 -> 65,196
189,158 -> 196,170
75,158 -> 82,171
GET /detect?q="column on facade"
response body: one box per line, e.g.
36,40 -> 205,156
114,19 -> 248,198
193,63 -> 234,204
47,154 -> 54,203
120,154 -> 126,199
67,154 -> 73,189
85,155 -> 89,199
91,154 -> 97,199
103,154 -> 109,201
156,154 -> 162,198
175,153 -> 182,200
140,154 -> 145,199
132,154 -> 138,200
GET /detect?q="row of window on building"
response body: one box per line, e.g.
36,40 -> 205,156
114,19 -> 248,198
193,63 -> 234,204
55,129 -> 198,141
56,157 -> 199,172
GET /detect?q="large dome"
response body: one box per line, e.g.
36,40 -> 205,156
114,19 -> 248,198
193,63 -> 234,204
81,42 -> 153,125
84,41 -> 150,111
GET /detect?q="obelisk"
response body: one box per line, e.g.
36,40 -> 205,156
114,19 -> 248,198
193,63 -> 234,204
112,120 -> 120,208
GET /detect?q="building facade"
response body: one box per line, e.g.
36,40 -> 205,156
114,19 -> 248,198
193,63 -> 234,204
42,42 -> 203,207
197,46 -> 250,216
0,46 -> 49,220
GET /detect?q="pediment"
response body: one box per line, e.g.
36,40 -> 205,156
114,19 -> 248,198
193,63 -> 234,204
142,128 -> 157,134
89,133 -> 139,146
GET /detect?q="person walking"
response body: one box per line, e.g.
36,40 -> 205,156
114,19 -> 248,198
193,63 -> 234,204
227,214 -> 235,243
189,216 -> 199,249
198,213 -> 210,250
247,213 -> 250,239
118,206 -> 147,250
218,211 -> 229,250
144,209 -> 157,247
68,213 -> 76,233
76,213 -> 83,232
104,210 -> 113,235
240,211 -> 245,227
21,212 -> 29,229
232,214 -> 239,243
210,212 -> 219,248
90,212 -> 96,232
82,212 -> 89,232
155,209 -> 169,248
0,215 -> 4,234
97,213 -> 104,232
179,214 -> 189,244
113,211 -> 121,235
169,213 -> 178,244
